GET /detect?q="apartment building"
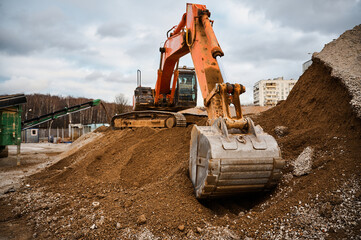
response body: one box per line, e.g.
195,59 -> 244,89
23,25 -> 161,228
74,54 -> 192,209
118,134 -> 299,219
253,77 -> 297,106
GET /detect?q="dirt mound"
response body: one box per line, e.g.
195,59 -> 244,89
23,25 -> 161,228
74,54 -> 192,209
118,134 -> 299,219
254,58 -> 361,160
252,25 -> 361,239
254,26 -> 361,162
93,125 -> 109,133
40,127 -> 190,188
25,125 -> 240,239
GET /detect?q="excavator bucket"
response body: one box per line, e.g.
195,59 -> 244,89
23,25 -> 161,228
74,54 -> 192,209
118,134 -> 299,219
189,118 -> 285,198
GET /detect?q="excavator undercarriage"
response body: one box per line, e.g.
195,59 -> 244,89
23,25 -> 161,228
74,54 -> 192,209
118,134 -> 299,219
112,110 -> 186,129
111,3 -> 285,198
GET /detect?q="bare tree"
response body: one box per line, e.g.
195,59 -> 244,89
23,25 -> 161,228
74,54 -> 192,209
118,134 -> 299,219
115,94 -> 129,114
22,94 -> 121,128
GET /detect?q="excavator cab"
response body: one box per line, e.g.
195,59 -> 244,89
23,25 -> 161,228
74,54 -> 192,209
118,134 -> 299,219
175,67 -> 197,109
133,67 -> 197,111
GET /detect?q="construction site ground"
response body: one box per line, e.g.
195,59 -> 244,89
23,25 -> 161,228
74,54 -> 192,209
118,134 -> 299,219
0,25 -> 360,239
0,143 -> 70,193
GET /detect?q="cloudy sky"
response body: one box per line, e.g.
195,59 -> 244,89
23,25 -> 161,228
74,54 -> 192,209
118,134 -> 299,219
0,0 -> 360,105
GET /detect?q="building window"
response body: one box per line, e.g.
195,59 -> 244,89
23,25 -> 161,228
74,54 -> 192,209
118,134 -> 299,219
31,129 -> 38,136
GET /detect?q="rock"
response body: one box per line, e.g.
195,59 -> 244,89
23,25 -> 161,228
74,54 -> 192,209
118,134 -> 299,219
4,187 -> 16,194
116,222 -> 121,229
283,173 -> 294,183
274,126 -> 289,137
92,201 -> 100,208
137,214 -> 147,225
196,227 -> 202,233
90,224 -> 97,230
238,211 -> 245,217
292,147 -> 314,176
178,224 -> 185,232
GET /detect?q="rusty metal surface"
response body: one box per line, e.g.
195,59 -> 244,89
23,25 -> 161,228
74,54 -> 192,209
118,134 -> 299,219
189,117 -> 285,198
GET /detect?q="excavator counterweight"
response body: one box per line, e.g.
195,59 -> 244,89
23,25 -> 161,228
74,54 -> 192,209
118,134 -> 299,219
111,3 -> 285,198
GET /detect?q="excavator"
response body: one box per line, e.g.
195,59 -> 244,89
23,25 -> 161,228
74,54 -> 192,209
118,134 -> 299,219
111,3 -> 285,198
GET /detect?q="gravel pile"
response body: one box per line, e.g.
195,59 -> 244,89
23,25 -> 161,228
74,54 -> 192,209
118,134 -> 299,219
314,24 -> 361,118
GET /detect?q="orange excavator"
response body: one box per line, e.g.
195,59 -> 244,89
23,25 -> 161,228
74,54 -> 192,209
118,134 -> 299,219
111,3 -> 285,198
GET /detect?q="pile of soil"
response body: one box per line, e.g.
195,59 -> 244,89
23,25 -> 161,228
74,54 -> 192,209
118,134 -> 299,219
93,125 -> 110,133
254,25 -> 361,162
251,25 -> 361,238
0,26 -> 360,239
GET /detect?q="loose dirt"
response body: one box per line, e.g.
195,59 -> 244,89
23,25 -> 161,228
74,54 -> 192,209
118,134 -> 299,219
0,143 -> 69,193
0,25 -> 360,239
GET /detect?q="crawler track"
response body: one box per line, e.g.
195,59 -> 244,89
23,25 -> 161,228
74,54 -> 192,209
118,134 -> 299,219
111,111 -> 186,129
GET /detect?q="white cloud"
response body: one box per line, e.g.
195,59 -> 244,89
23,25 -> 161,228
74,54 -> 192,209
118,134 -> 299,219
0,0 -> 358,105
241,0 -> 361,34
96,23 -> 130,38
0,76 -> 49,93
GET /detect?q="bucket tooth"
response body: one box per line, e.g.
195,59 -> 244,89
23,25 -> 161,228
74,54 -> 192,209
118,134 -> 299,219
189,118 -> 285,199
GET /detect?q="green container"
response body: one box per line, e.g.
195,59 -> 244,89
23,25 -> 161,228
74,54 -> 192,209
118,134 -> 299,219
0,106 -> 22,146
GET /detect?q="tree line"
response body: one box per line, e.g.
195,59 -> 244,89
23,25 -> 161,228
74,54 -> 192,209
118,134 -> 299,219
22,94 -> 131,129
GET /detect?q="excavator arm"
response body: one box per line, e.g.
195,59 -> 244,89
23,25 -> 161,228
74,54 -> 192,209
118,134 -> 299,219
155,3 -> 247,130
